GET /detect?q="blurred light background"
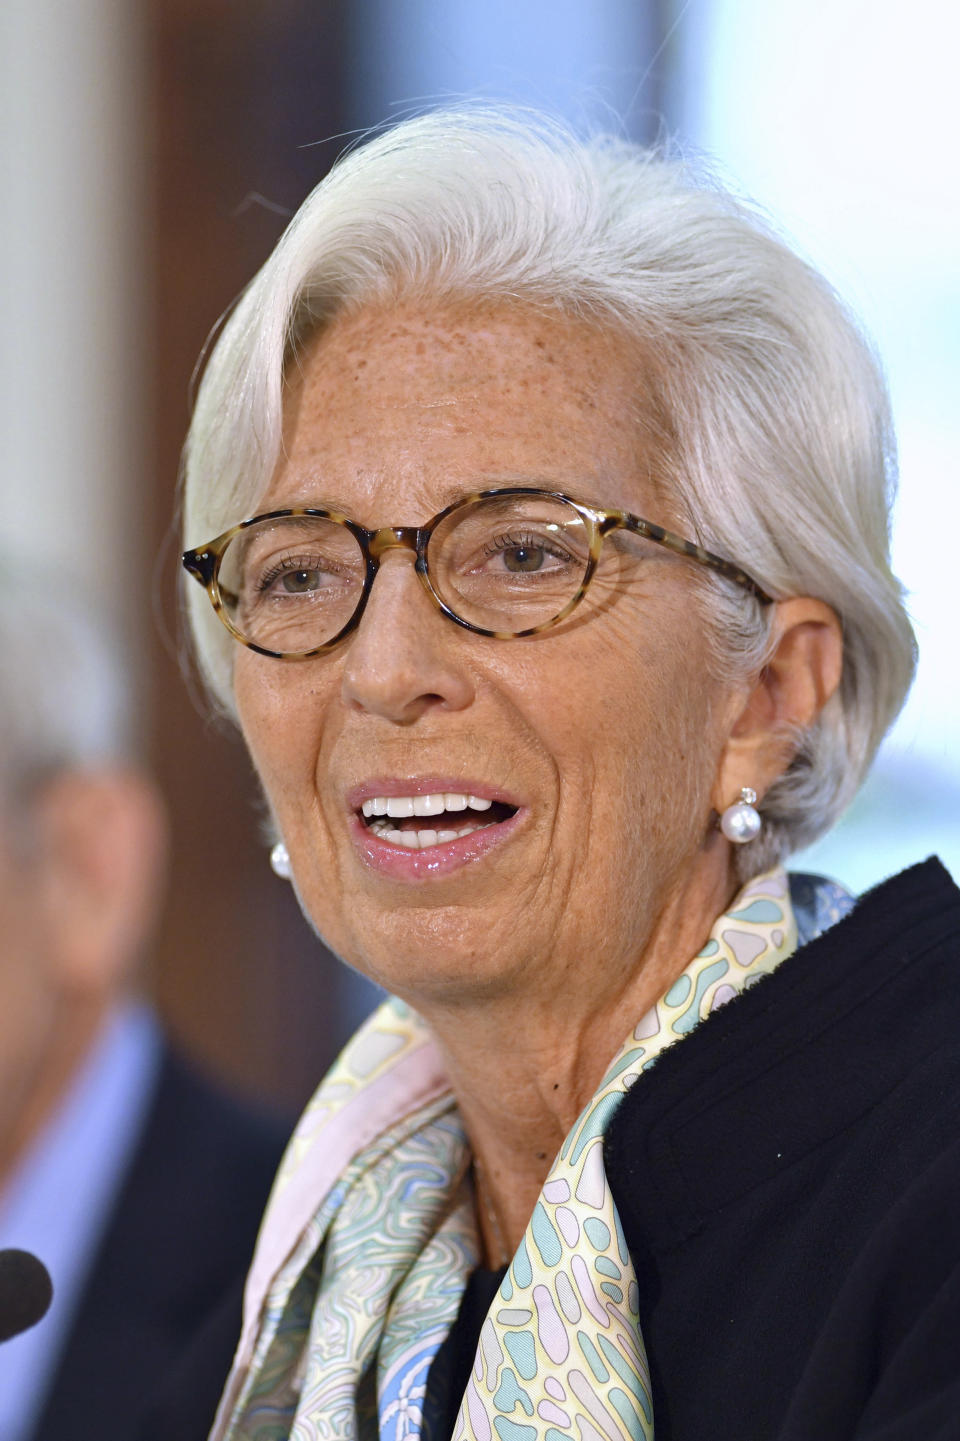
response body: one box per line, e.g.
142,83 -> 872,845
1,0 -> 956,1107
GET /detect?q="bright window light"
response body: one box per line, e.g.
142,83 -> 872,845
678,0 -> 960,887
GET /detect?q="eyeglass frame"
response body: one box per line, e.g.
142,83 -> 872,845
182,485 -> 774,660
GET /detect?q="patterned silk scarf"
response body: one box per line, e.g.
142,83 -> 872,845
212,869 -> 800,1441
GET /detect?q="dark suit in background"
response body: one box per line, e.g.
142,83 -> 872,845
31,1045 -> 290,1441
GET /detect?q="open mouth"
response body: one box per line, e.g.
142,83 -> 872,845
358,792 -> 518,850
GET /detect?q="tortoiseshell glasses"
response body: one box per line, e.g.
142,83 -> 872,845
182,487 -> 773,660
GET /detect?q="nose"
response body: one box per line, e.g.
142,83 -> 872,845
340,549 -> 475,723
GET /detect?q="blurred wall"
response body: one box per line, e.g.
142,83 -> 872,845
342,0 -> 669,134
146,0 -> 373,1110
0,0 -> 149,695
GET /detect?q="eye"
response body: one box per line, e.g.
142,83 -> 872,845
484,531 -> 574,575
256,554 -> 342,597
278,567 -> 320,594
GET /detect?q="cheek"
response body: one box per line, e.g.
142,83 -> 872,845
574,609 -> 724,843
0,885 -> 58,1081
234,656 -> 332,822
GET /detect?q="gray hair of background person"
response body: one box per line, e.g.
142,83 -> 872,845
0,556 -> 133,799
181,106 -> 917,878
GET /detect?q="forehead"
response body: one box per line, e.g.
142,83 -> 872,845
269,301 -> 669,520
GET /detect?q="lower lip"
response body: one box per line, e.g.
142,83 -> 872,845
349,809 -> 524,879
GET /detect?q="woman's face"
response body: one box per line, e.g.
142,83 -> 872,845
234,302 -> 741,1007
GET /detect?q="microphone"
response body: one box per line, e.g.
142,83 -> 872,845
0,1249 -> 53,1341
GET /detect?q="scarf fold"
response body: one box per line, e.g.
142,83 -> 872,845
213,868 -> 800,1441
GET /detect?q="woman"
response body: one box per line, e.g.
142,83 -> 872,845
180,111 -> 960,1440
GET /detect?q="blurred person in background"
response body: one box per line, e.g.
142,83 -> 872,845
181,110 -> 960,1441
0,557 -> 291,1441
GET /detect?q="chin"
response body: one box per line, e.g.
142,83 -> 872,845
330,907 -> 527,1005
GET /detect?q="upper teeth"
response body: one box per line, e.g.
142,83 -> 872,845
361,793 -> 494,818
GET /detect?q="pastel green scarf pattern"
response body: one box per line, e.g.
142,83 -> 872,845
213,869 -> 797,1441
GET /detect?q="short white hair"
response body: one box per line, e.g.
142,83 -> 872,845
0,554 -> 132,800
182,106 -> 916,873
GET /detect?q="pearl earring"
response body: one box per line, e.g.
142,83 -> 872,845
720,787 -> 762,844
270,841 -> 292,879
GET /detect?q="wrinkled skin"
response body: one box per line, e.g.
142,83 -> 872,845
234,300 -> 841,1247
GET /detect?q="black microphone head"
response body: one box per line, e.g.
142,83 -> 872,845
0,1249 -> 53,1342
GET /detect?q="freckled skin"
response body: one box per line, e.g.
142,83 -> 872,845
234,300 -> 769,1247
238,302 -> 736,997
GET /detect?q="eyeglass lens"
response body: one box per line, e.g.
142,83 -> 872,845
216,494 -> 594,652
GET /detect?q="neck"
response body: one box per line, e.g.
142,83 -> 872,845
417,851 -> 739,1261
0,999 -> 110,1193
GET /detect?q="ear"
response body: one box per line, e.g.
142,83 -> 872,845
33,769 -> 169,999
713,597 -> 843,814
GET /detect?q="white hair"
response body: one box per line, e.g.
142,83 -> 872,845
0,555 -> 133,800
182,106 -> 916,874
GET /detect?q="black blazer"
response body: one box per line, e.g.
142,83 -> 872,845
32,1044 -> 291,1441
605,857 -> 960,1441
